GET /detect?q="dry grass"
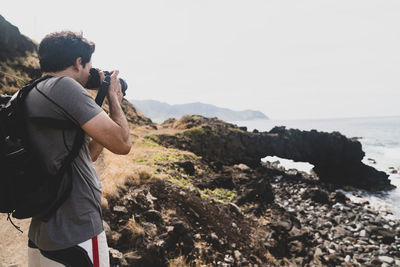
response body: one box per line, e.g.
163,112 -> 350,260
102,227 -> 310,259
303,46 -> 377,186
166,241 -> 214,267
164,209 -> 177,217
264,250 -> 279,265
99,147 -> 137,199
168,254 -> 211,267
98,126 -> 198,200
168,255 -> 188,267
126,215 -> 145,239
0,52 -> 40,94
138,169 -> 152,182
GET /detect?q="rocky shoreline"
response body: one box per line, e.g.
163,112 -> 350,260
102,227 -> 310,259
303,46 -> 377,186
102,137 -> 400,266
99,115 -> 399,266
268,165 -> 400,266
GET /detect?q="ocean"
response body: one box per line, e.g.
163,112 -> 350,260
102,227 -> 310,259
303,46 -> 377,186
230,116 -> 400,219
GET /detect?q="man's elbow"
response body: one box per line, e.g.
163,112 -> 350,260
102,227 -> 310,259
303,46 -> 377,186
121,142 -> 132,155
114,141 -> 131,155
104,133 -> 132,155
91,154 -> 100,162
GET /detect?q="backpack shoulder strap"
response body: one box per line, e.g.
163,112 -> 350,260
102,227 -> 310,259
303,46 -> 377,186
16,75 -> 54,102
58,128 -> 85,175
39,128 -> 85,222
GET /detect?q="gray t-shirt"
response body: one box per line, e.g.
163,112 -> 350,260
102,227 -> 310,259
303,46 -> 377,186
25,76 -> 104,251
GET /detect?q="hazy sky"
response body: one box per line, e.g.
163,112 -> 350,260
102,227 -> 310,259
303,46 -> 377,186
3,0 -> 400,119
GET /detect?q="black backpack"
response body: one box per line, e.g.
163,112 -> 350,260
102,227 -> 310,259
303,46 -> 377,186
0,76 -> 85,228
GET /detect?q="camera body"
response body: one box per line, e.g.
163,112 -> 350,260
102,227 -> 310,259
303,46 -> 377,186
85,68 -> 128,96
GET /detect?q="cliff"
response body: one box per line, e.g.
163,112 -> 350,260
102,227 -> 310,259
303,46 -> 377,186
156,116 -> 393,191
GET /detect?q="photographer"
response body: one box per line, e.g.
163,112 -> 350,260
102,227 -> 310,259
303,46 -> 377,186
26,31 -> 131,266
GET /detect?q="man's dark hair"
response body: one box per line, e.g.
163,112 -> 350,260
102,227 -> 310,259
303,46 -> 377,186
39,31 -> 95,72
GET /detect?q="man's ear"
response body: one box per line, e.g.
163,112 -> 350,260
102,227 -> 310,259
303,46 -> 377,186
73,57 -> 83,71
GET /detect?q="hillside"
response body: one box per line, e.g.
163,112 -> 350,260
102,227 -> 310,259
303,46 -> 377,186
131,99 -> 269,123
0,15 -> 40,95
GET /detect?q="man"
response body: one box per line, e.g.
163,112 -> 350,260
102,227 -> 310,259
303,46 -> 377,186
26,31 -> 131,266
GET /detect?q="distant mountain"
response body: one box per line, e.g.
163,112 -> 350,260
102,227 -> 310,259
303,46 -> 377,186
130,99 -> 269,123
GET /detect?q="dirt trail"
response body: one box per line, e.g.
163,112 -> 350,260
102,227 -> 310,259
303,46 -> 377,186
0,214 -> 30,266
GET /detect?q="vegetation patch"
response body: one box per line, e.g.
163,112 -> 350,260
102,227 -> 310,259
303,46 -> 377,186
181,127 -> 210,139
144,134 -> 160,144
151,152 -> 186,163
228,127 -> 246,133
164,174 -> 194,190
200,187 -> 237,204
130,137 -> 203,190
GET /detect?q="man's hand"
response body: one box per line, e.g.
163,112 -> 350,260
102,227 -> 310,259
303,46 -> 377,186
98,69 -> 106,87
107,70 -> 123,104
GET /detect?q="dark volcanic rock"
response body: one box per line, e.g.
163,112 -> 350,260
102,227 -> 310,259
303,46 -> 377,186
301,188 -> 330,205
177,161 -> 195,176
153,116 -> 394,191
109,248 -> 127,266
143,209 -> 163,223
330,191 -> 348,204
236,177 -> 274,216
366,226 -> 396,245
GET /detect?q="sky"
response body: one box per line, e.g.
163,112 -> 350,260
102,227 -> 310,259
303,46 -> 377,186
2,0 -> 400,119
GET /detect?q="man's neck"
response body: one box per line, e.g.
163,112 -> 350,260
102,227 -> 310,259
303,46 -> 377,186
42,68 -> 78,80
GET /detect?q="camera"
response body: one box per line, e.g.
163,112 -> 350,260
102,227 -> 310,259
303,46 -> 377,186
85,68 -> 128,96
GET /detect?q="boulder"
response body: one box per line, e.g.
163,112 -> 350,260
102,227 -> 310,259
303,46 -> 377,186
302,188 -> 330,205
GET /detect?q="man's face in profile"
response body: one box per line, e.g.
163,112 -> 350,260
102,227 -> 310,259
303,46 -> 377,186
78,59 -> 92,86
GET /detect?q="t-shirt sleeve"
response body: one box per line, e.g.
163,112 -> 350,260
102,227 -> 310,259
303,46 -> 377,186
47,77 -> 103,126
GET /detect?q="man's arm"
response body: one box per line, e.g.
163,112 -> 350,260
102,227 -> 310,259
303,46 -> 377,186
83,70 -> 131,155
89,138 -> 104,162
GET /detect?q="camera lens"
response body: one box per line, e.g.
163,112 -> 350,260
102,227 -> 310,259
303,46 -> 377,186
85,68 -> 128,96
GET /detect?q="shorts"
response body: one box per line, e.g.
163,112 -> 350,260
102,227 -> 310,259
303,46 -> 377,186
28,231 -> 109,267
